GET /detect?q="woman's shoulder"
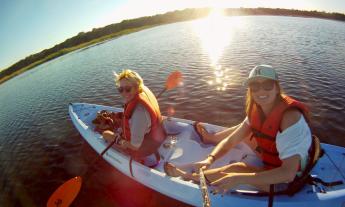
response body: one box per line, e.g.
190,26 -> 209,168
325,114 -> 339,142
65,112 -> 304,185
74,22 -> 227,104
133,103 -> 151,119
280,108 -> 303,131
135,103 -> 146,110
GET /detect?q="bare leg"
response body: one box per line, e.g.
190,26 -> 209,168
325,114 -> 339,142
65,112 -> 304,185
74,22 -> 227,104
195,123 -> 240,144
165,162 -> 263,183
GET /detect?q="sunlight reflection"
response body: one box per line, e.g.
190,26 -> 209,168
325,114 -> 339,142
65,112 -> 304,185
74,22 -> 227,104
209,65 -> 242,91
192,9 -> 245,91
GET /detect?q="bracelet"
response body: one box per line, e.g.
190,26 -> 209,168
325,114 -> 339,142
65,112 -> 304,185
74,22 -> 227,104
207,154 -> 216,162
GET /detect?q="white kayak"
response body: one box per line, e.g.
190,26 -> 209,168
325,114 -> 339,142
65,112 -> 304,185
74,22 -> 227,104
69,103 -> 345,207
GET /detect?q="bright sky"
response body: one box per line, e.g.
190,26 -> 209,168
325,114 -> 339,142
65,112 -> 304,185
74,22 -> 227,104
1,0 -> 344,70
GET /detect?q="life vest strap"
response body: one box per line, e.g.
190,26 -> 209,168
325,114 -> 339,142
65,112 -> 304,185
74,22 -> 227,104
252,128 -> 276,141
309,177 -> 343,187
129,151 -> 161,178
255,146 -> 279,156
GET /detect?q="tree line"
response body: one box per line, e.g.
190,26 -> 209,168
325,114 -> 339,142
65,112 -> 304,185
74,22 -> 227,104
1,8 -> 344,83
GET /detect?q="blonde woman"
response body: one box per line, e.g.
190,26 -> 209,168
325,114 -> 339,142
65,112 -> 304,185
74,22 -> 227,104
165,65 -> 312,193
103,69 -> 166,167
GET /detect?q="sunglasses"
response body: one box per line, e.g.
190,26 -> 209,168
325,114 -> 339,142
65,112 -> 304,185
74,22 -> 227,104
249,80 -> 275,92
118,86 -> 132,93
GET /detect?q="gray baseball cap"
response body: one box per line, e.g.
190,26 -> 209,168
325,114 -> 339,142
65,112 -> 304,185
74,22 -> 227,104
244,65 -> 279,86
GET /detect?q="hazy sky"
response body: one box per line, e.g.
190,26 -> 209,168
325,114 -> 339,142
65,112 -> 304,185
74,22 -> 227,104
1,0 -> 344,70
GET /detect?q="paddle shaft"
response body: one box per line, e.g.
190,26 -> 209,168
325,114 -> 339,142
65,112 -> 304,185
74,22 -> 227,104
156,88 -> 167,99
101,138 -> 118,156
86,135 -> 119,173
199,168 -> 211,207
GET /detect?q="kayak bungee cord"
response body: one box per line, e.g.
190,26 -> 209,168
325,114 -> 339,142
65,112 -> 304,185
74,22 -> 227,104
324,151 -> 345,181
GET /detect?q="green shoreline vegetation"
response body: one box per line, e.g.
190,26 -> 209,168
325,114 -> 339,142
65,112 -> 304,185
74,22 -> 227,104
1,7 -> 344,85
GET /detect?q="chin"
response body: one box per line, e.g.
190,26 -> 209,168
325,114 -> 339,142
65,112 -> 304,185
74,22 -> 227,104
125,97 -> 133,103
255,98 -> 275,106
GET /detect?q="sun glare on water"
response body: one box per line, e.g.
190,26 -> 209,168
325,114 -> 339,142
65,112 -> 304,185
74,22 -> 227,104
192,8 -> 245,91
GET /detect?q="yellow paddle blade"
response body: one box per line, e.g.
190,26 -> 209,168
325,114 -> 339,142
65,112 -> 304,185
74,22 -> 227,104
47,176 -> 82,207
165,71 -> 183,90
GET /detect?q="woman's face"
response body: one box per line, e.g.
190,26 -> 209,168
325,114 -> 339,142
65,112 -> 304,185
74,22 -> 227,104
249,77 -> 279,108
118,79 -> 139,103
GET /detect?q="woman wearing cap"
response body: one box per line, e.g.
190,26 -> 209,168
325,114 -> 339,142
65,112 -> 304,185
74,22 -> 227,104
102,69 -> 166,167
164,65 -> 312,193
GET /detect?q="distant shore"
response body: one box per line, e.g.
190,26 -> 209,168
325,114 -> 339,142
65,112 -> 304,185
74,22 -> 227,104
0,25 -> 159,84
1,7 -> 344,85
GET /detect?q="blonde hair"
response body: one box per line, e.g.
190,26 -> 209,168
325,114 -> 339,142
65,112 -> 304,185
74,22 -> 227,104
245,81 -> 284,117
115,69 -> 144,93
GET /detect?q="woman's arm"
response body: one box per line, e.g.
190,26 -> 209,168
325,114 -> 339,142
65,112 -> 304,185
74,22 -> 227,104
205,119 -> 252,165
242,155 -> 299,185
211,155 -> 300,194
123,104 -> 151,151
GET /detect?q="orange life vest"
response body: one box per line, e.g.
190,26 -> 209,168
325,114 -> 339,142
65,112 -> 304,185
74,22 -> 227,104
249,95 -> 309,169
122,86 -> 166,158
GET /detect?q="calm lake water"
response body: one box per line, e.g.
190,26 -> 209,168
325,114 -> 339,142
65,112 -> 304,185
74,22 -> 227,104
1,16 -> 345,206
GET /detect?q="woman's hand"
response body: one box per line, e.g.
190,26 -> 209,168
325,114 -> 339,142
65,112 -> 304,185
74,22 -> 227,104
102,131 -> 122,144
102,131 -> 128,149
211,173 -> 242,195
117,139 -> 128,149
102,130 -> 116,142
192,156 -> 214,171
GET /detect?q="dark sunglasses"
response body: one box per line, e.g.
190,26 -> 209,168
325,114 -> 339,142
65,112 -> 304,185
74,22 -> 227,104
118,86 -> 132,93
249,80 -> 275,92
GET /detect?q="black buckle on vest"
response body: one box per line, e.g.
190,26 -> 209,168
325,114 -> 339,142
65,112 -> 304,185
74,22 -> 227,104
252,128 -> 276,141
